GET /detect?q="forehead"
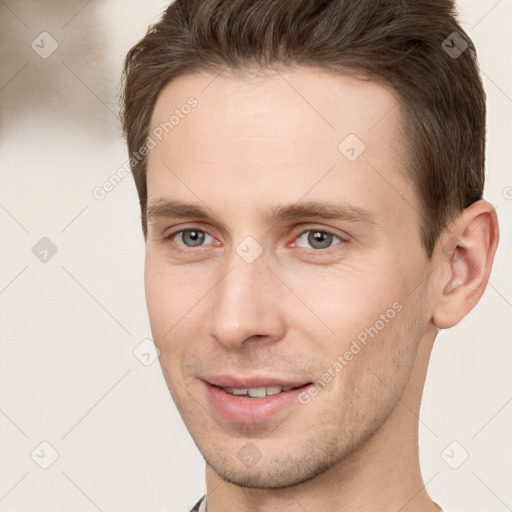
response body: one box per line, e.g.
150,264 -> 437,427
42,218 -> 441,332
150,66 -> 403,152
146,66 -> 415,232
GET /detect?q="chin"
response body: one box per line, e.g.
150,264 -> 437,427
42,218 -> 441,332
203,446 -> 340,490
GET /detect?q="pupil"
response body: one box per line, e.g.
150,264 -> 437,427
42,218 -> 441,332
185,230 -> 204,247
309,231 -> 331,249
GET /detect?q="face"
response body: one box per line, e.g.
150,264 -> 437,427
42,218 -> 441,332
144,67 -> 434,488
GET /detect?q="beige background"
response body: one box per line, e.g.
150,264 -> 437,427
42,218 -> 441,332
0,0 -> 511,510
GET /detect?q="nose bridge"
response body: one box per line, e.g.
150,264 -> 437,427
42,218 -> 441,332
206,245 -> 284,348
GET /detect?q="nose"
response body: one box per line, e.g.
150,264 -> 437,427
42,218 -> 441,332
205,250 -> 286,350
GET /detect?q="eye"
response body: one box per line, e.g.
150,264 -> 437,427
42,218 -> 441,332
164,226 -> 347,253
295,229 -> 344,250
169,229 -> 215,248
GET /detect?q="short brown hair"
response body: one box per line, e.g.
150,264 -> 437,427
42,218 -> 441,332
121,0 -> 486,257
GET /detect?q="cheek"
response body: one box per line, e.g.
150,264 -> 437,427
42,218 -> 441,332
288,265 -> 421,401
286,265 -> 406,345
144,263 -> 171,338
144,254 -> 204,337
318,299 -> 423,436
144,256 -> 217,385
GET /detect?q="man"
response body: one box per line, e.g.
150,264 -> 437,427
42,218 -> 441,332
121,1 -> 499,510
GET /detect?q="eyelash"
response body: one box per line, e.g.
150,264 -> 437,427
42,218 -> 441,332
163,226 -> 347,254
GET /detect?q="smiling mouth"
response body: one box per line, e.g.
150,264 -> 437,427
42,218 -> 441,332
205,381 -> 314,423
215,384 -> 311,398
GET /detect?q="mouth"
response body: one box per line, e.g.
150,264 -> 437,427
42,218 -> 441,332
215,384 -> 308,398
203,379 -> 313,424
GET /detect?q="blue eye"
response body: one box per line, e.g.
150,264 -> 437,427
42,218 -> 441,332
296,230 -> 342,250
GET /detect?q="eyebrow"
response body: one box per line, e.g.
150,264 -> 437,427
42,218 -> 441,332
146,199 -> 376,227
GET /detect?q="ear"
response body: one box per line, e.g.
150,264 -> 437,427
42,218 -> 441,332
431,200 -> 499,329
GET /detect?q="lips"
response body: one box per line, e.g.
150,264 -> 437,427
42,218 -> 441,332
204,375 -> 311,389
202,375 -> 313,423
220,385 -> 302,397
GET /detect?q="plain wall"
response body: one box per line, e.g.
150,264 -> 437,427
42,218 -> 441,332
1,0 -> 511,510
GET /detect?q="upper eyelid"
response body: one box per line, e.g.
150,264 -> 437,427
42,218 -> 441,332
165,224 -> 342,237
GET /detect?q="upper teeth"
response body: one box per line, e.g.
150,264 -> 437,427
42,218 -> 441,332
222,386 -> 295,397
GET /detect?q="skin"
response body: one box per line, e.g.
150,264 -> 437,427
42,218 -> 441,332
143,66 -> 499,512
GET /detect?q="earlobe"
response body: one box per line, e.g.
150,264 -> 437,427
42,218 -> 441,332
432,200 -> 499,329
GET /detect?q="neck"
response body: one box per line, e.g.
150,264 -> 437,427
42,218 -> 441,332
204,330 -> 439,512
